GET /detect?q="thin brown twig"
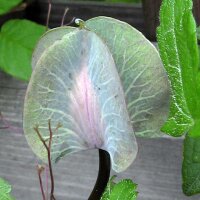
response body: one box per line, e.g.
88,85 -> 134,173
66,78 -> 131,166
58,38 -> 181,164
34,126 -> 49,151
0,112 -> 23,133
34,120 -> 58,200
0,112 -> 9,129
48,120 -> 56,200
37,165 -> 46,200
55,122 -> 62,132
65,17 -> 76,26
46,0 -> 52,30
61,7 -> 69,26
0,126 -> 9,129
45,165 -> 49,199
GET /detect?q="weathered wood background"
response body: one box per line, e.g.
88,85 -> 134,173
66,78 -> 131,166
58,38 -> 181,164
1,0 -> 200,199
26,0 -> 145,33
0,70 -> 199,199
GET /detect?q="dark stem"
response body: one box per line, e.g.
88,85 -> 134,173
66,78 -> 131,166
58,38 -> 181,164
88,149 -> 111,200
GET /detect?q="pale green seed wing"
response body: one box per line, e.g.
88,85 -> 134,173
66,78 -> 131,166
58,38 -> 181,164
86,17 -> 170,137
32,26 -> 76,68
23,29 -> 138,172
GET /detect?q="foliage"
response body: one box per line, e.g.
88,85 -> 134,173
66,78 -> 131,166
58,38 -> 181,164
157,0 -> 199,137
157,0 -> 200,196
182,134 -> 200,196
101,176 -> 138,200
0,19 -> 46,81
0,178 -> 15,200
0,0 -> 22,15
182,34 -> 200,196
197,26 -> 200,40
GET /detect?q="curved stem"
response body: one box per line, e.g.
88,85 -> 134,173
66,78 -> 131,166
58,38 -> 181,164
46,0 -> 52,30
88,149 -> 111,200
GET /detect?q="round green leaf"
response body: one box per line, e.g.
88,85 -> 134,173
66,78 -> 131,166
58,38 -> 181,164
101,176 -> 138,200
0,19 -> 46,80
0,178 -> 14,200
0,0 -> 22,15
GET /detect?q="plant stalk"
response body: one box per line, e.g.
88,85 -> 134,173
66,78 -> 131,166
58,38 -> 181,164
34,120 -> 56,200
88,149 -> 111,200
37,165 -> 46,200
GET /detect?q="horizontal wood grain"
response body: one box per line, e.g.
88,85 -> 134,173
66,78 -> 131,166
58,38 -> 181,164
26,0 -> 145,33
0,70 -> 200,199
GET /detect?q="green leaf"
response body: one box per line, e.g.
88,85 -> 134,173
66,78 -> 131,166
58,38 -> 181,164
86,17 -> 170,138
0,19 -> 46,80
182,130 -> 200,196
157,0 -> 199,136
197,27 -> 200,40
101,176 -> 116,199
101,176 -> 138,200
196,71 -> 200,95
182,71 -> 200,196
0,178 -> 15,200
158,1 -> 200,195
0,0 -> 22,15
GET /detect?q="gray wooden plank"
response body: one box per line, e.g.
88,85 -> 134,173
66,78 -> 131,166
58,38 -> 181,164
0,70 -> 200,199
